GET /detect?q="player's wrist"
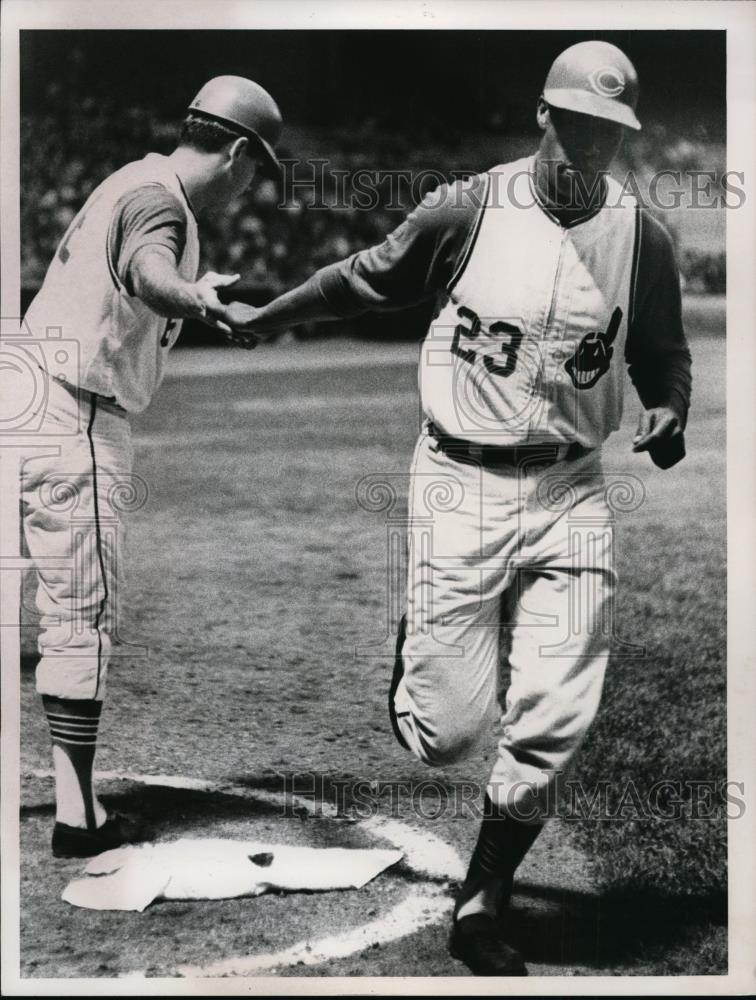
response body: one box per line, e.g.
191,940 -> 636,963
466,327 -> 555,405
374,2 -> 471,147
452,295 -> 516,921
188,282 -> 213,319
664,390 -> 688,430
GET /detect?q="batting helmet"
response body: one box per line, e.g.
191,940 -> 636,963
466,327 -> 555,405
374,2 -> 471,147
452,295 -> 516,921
189,75 -> 283,176
543,41 -> 641,131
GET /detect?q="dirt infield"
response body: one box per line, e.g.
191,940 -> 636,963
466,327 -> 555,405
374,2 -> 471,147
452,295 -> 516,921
17,320 -> 726,979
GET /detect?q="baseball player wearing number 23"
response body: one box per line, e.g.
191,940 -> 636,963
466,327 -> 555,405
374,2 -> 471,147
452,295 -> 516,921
229,41 -> 692,975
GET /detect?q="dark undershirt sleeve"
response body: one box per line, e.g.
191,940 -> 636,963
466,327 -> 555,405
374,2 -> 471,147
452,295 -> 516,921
625,210 -> 693,427
312,174 -> 489,317
109,185 -> 188,296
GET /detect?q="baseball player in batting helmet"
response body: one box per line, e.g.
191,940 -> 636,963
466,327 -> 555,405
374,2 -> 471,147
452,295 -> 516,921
21,76 -> 281,858
226,40 -> 691,974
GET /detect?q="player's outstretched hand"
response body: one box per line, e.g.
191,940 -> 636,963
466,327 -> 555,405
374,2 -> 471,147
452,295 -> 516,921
221,301 -> 265,350
633,405 -> 686,468
194,271 -> 241,335
193,274 -> 263,349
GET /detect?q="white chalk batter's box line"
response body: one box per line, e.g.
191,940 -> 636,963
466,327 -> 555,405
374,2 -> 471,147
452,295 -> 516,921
26,768 -> 465,979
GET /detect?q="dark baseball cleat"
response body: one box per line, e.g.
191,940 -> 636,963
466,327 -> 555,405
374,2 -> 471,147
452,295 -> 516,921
388,615 -> 410,751
52,811 -> 145,859
449,912 -> 528,976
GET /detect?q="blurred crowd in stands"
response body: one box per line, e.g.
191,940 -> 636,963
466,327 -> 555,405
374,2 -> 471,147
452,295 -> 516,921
22,95 -> 726,299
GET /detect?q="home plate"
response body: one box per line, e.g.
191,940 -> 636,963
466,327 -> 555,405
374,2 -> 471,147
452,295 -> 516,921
62,838 -> 403,911
29,769 -> 464,977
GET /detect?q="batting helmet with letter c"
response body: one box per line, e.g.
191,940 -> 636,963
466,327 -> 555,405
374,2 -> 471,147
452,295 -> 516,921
543,41 -> 641,131
189,75 -> 283,176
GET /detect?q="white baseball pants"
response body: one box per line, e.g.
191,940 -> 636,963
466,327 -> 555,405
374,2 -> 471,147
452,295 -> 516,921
392,432 -> 616,821
20,376 -> 133,700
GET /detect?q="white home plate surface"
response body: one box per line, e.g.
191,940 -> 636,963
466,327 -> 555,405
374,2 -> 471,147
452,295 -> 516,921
25,769 -> 464,978
20,769 -> 609,979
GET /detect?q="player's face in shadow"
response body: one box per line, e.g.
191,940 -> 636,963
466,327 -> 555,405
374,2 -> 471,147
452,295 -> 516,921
547,106 -> 624,171
536,100 -> 624,208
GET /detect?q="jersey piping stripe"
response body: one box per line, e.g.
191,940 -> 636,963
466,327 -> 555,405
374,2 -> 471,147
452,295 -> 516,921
527,166 -> 607,229
105,213 -> 126,293
628,205 -> 643,328
105,182 -> 172,295
86,396 -> 108,700
447,172 -> 492,295
176,175 -> 199,223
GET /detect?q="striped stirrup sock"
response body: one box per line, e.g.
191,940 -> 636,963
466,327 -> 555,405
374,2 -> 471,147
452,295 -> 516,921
42,696 -> 103,830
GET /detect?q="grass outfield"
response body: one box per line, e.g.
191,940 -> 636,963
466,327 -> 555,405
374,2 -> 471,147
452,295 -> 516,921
571,324 -> 727,972
18,309 -> 725,977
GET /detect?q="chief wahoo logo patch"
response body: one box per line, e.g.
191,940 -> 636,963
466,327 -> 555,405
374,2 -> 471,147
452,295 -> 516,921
565,306 -> 623,390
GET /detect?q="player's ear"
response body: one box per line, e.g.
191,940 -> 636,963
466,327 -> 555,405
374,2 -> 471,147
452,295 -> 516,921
228,135 -> 249,165
536,96 -> 550,132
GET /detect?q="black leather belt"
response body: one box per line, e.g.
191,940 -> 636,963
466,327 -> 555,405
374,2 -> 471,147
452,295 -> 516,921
49,373 -> 125,412
427,422 -> 590,468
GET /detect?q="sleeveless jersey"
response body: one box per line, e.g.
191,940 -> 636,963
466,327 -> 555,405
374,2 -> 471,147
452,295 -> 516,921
419,157 -> 639,447
24,153 -> 200,413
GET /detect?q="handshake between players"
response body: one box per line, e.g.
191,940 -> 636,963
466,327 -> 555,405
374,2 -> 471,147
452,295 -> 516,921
22,51 -> 691,976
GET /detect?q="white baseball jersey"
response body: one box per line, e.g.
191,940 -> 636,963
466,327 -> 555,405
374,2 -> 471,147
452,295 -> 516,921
420,158 -> 638,447
313,156 -> 691,447
24,152 -> 200,413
